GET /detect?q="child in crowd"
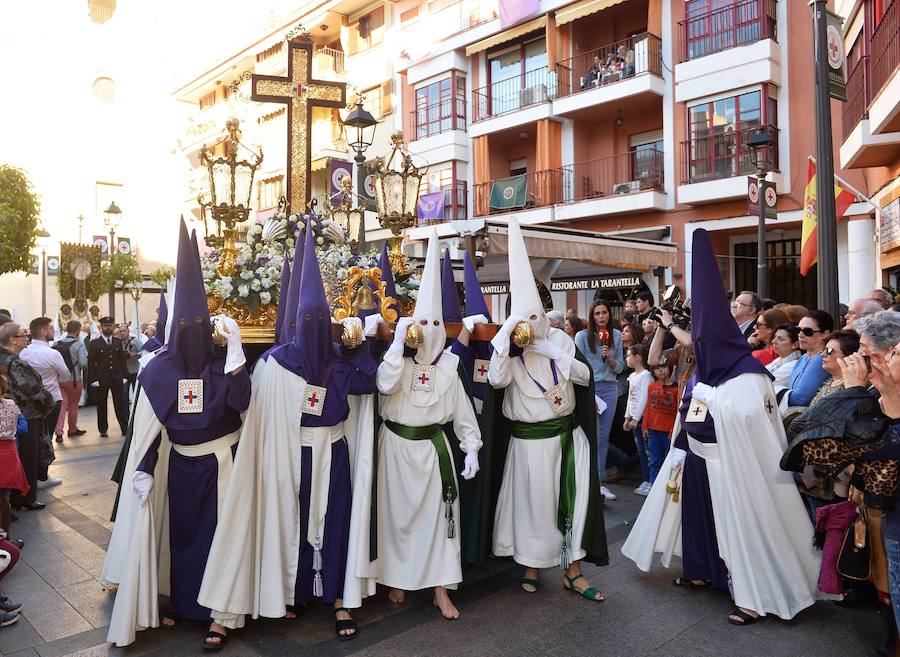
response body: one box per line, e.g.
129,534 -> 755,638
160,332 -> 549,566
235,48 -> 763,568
0,374 -> 28,534
642,358 -> 678,483
623,344 -> 653,496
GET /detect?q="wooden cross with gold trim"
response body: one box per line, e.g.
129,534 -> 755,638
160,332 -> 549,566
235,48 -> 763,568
251,38 -> 346,214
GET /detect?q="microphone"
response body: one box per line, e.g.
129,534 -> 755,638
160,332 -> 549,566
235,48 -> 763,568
597,328 -> 610,362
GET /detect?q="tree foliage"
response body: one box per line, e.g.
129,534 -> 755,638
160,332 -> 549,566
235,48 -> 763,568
0,164 -> 42,275
148,265 -> 175,288
100,253 -> 142,292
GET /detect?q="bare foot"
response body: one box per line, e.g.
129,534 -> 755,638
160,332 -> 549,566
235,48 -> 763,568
564,564 -> 604,602
161,616 -> 176,627
205,622 -> 227,646
432,586 -> 459,620
285,609 -> 297,619
388,588 -> 405,604
521,567 -> 539,593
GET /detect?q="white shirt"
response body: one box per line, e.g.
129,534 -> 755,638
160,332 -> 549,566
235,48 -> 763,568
20,339 -> 71,401
625,369 -> 653,422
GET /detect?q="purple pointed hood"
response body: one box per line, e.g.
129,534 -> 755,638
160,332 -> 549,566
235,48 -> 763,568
190,228 -> 201,273
273,252 -> 291,344
441,248 -> 463,323
166,219 -> 213,377
279,226 -> 306,344
691,229 -> 767,386
463,250 -> 490,321
141,291 -> 167,352
290,224 -> 332,383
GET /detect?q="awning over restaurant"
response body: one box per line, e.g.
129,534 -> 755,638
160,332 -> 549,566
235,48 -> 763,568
555,0 -> 626,26
465,16 -> 547,56
484,221 -> 677,271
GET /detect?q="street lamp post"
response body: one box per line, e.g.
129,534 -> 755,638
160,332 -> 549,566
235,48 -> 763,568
104,201 -> 123,317
342,94 -> 378,252
748,129 -> 775,299
35,228 -> 50,317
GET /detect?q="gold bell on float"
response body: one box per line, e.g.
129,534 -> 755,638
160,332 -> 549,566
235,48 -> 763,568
405,322 -> 424,349
351,283 -> 376,313
512,321 -> 534,349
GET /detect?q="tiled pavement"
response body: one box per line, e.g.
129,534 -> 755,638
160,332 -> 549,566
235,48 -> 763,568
0,402 -> 880,656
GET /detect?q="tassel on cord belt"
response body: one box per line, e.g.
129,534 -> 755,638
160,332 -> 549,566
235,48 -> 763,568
312,536 -> 324,598
560,518 -> 573,570
444,486 -> 456,539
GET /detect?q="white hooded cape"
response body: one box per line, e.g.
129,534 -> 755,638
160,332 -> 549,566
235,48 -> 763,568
197,357 -> 377,621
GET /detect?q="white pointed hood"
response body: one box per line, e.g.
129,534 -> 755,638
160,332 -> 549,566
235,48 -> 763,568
412,228 -> 445,363
507,219 -> 549,339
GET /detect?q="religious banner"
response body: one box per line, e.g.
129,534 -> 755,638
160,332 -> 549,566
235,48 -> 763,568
46,255 -> 60,276
358,169 -> 377,206
825,9 -> 847,102
93,235 -> 109,259
417,191 -> 446,223
747,177 -> 777,220
489,174 -> 527,210
329,159 -> 353,198
59,242 -> 103,308
116,237 -> 132,255
499,0 -> 539,28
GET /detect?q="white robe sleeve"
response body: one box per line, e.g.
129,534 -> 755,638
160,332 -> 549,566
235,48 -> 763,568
488,350 -> 513,389
451,377 -> 482,454
563,336 -> 591,386
377,345 -> 405,395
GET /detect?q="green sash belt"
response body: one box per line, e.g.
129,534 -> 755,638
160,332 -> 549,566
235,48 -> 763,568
384,420 -> 459,538
510,415 -> 577,566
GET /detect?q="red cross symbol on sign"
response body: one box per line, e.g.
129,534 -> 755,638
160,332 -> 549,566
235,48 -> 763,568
692,406 -> 703,417
554,396 -> 563,406
418,371 -> 429,385
183,390 -> 196,405
477,363 -> 488,377
828,39 -> 839,62
307,392 -> 319,408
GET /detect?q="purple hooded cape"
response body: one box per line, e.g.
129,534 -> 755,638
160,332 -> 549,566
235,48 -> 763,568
269,225 -> 376,426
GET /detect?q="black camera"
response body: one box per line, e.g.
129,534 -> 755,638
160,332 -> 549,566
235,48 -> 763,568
648,285 -> 691,330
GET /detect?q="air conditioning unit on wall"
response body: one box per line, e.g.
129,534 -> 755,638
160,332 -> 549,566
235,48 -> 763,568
613,180 -> 640,195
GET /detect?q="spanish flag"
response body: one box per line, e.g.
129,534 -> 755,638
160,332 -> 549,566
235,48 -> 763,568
799,158 -> 858,276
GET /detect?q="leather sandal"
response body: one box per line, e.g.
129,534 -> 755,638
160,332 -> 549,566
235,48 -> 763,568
202,630 -> 228,651
335,607 -> 357,641
563,574 -> 604,602
728,608 -> 759,626
672,577 -> 711,589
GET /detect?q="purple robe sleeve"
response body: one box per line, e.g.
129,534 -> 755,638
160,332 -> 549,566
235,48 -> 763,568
137,434 -> 162,474
226,368 -> 252,413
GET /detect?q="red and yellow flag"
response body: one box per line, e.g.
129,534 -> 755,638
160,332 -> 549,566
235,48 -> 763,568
799,158 -> 858,276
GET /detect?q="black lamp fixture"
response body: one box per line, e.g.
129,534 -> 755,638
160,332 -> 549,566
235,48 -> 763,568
343,94 -> 378,164
747,128 -> 775,174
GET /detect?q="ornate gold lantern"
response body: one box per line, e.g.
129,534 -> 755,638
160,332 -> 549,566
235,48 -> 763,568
199,117 -> 263,276
366,131 -> 426,273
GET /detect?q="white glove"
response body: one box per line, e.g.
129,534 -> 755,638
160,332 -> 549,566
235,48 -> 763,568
529,338 -> 564,361
491,315 -> 525,355
364,313 -> 383,338
392,317 -> 415,350
670,447 -> 687,468
462,314 -> 489,332
211,315 -> 246,374
90,381 -> 99,388
690,382 -> 717,416
133,471 -> 154,508
461,451 -> 480,480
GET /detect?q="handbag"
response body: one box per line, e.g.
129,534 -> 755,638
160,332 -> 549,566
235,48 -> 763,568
837,507 -> 871,581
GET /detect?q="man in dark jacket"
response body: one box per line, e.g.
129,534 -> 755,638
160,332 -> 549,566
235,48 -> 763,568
0,321 -> 53,509
87,317 -> 128,437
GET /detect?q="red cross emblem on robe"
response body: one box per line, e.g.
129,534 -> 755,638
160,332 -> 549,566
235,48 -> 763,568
301,384 -> 327,417
177,379 -> 204,414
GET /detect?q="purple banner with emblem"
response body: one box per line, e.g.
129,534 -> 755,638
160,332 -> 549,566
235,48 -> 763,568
417,191 -> 445,223
329,159 -> 353,198
500,0 -> 539,28
93,235 -> 109,260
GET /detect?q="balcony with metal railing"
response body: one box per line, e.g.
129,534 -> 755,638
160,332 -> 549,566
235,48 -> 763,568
678,0 -> 777,63
472,67 -> 557,123
314,46 -> 345,78
411,98 -> 466,140
843,56 -> 870,140
473,169 -> 565,218
556,34 -> 663,98
563,149 -> 664,202
869,0 -> 900,133
416,187 -> 468,225
681,123 -> 778,185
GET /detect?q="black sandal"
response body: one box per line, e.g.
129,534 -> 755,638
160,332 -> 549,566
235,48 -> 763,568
335,607 -> 357,641
728,608 -> 759,626
202,630 -> 228,651
672,577 -> 711,589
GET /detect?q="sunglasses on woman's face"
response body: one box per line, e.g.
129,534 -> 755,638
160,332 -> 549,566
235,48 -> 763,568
799,327 -> 822,337
824,346 -> 839,356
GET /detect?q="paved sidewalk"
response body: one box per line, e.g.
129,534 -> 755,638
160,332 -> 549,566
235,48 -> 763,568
0,403 -> 879,656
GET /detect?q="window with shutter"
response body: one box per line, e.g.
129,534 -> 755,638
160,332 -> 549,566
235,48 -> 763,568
381,80 -> 393,116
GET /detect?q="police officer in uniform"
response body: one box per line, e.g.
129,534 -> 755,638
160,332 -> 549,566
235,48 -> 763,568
87,317 -> 128,437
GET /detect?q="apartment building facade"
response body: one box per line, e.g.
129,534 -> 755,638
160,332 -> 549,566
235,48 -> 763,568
173,0 -> 876,319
